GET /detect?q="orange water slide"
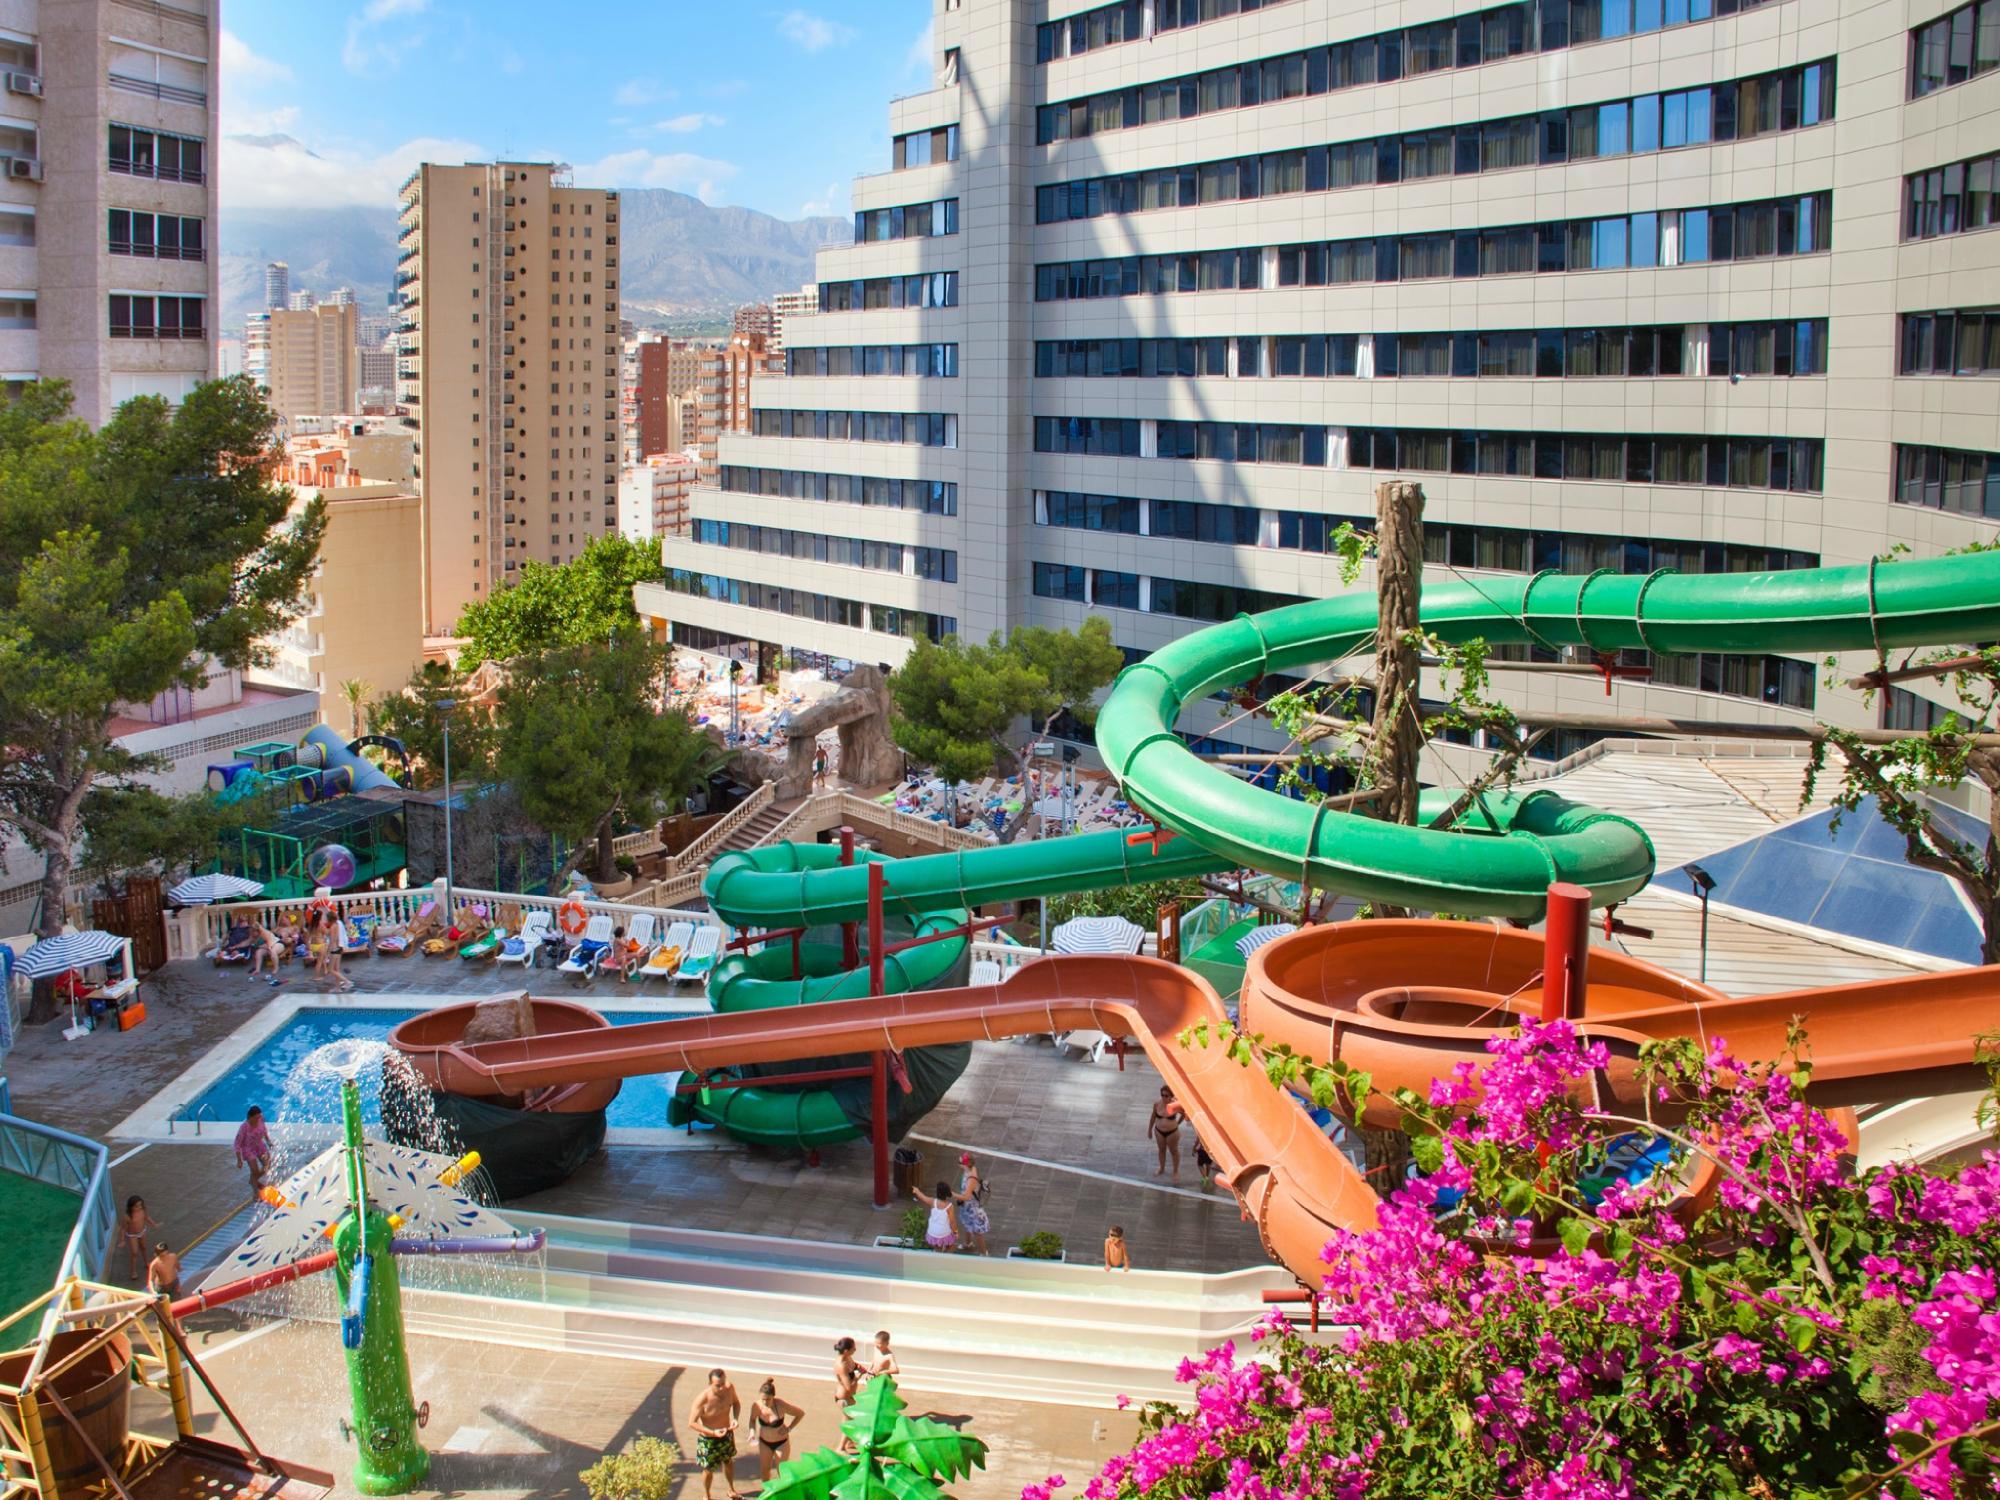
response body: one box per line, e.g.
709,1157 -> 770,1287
411,954 -> 1383,1278
1244,922 -> 2000,1128
402,927 -> 2000,1287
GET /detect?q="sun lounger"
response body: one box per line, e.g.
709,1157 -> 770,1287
675,925 -> 720,983
640,920 -> 694,983
557,914 -> 615,982
459,926 -> 505,960
606,914 -> 656,980
496,909 -> 553,967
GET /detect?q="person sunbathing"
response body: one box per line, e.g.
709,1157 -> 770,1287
214,921 -> 256,965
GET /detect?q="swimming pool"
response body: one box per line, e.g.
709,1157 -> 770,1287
168,1006 -> 689,1135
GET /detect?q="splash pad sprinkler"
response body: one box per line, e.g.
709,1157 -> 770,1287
167,1070 -> 544,1496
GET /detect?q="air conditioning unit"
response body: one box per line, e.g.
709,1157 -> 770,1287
7,156 -> 42,182
5,72 -> 41,97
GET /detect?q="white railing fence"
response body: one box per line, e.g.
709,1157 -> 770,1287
167,881 -> 716,962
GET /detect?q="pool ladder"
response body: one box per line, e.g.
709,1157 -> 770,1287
169,1102 -> 217,1138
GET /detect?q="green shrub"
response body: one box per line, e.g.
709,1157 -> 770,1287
1016,1230 -> 1064,1260
579,1436 -> 679,1500
900,1206 -> 929,1247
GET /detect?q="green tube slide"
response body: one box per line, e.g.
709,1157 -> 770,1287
685,552 -> 2000,1144
1096,552 -> 2000,918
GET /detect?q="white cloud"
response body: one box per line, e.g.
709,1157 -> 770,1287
777,10 -> 856,51
220,132 -> 486,212
654,113 -> 723,134
571,149 -> 740,204
799,181 -> 848,217
903,20 -> 934,79
344,0 -> 430,72
615,78 -> 673,108
220,29 -> 295,89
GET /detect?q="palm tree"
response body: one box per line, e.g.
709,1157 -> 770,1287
338,678 -> 372,739
758,1377 -> 985,1500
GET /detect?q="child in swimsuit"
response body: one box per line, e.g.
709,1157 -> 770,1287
121,1196 -> 162,1279
147,1243 -> 182,1302
1149,1085 -> 1185,1178
1104,1224 -> 1132,1272
749,1379 -> 804,1481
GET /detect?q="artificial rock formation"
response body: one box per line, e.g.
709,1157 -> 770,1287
720,665 -> 902,796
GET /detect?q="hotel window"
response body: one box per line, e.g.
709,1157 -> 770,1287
107,210 -> 205,260
1706,320 -> 1829,376
109,294 -> 203,339
107,124 -> 206,182
1911,0 -> 2000,95
1905,153 -> 2000,239
1900,309 -> 2000,373
892,125 -> 959,168
0,296 -> 34,330
1893,443 -> 2000,517
0,209 -> 32,247
853,199 -> 958,242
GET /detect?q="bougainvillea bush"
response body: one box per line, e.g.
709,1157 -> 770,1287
1030,1022 -> 2000,1500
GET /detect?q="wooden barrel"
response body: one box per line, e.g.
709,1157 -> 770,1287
0,1329 -> 133,1488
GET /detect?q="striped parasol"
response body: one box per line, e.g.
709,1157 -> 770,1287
168,873 -> 265,906
1235,923 -> 1298,959
1050,914 -> 1147,955
15,929 -> 129,979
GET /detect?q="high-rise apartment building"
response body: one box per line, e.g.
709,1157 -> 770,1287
263,301 -> 359,421
618,451 -> 697,541
326,286 -> 355,307
633,334 -> 700,458
264,260 -> 288,311
286,289 -> 314,312
732,301 -> 775,346
691,331 -> 778,484
638,0 -> 2000,746
398,161 -> 622,636
243,312 -> 270,385
0,0 -> 220,425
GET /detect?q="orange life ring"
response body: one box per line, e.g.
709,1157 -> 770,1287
557,900 -> 589,936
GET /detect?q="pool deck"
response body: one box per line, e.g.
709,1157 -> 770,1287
150,1317 -> 1132,1500
5,955 -> 1268,1285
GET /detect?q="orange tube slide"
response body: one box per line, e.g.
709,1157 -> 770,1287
403,924 -> 2000,1286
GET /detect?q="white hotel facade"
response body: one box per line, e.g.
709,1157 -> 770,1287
634,0 -> 2000,758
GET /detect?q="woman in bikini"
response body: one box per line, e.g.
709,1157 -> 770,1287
748,1379 -> 804,1481
832,1338 -> 862,1453
1149,1085 -> 1185,1179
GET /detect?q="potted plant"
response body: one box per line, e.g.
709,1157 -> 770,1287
1008,1230 -> 1065,1262
579,1436 -> 679,1500
874,1206 -> 932,1251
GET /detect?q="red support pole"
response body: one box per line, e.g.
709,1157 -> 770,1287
867,860 -> 885,999
839,826 -> 859,971
790,929 -> 803,981
1541,882 -> 1592,1023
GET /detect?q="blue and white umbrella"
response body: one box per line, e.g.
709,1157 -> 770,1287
15,929 -> 128,979
1050,914 -> 1147,955
1235,922 -> 1298,959
168,873 -> 264,906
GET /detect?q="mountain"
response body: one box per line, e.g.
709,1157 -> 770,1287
219,181 -> 849,332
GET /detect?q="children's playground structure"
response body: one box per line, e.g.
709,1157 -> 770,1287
0,1077 -> 540,1500
381,551 -> 2000,1283
204,728 -> 411,899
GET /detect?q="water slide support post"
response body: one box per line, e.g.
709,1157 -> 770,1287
1541,882 -> 1591,1024
868,859 -> 889,1208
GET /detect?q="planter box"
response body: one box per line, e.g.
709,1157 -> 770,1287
1006,1247 -> 1068,1263
872,1235 -> 921,1250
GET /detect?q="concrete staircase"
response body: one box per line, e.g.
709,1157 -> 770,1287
715,800 -> 791,856
397,1213 -> 1290,1407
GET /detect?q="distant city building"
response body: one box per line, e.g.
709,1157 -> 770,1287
398,160 -> 622,635
771,285 -> 815,350
326,286 -> 355,307
215,334 -> 243,378
732,302 -> 775,346
286,289 -> 315,311
357,341 -> 395,393
264,302 -> 359,422
264,261 -> 289,311
0,1 -> 221,423
634,335 -> 699,458
618,451 -> 697,541
693,332 -> 777,484
243,312 -> 270,385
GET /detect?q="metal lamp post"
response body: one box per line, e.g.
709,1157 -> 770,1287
437,699 -> 456,916
1687,862 -> 1715,983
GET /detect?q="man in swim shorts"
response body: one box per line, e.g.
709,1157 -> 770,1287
688,1368 -> 741,1498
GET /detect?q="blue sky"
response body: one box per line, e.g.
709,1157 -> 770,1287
221,0 -> 934,220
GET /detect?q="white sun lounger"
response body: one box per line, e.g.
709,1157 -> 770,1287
676,925 -> 720,983
640,920 -> 695,983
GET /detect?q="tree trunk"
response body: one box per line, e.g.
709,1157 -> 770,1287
24,839 -> 74,1024
1369,479 -> 1425,916
593,810 -> 619,883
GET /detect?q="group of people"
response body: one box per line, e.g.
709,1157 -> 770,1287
120,1105 -> 276,1305
215,910 -> 354,992
908,1151 -> 990,1253
684,1332 -> 902,1496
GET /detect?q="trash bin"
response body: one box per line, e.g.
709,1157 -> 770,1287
891,1147 -> 922,1196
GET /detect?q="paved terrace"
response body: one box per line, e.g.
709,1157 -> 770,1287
4,953 -> 1268,1289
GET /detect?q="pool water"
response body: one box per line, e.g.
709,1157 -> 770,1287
173,1007 -> 684,1133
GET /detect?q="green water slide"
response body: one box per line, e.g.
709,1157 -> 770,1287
682,553 -> 2000,1145
1097,552 -> 2000,918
